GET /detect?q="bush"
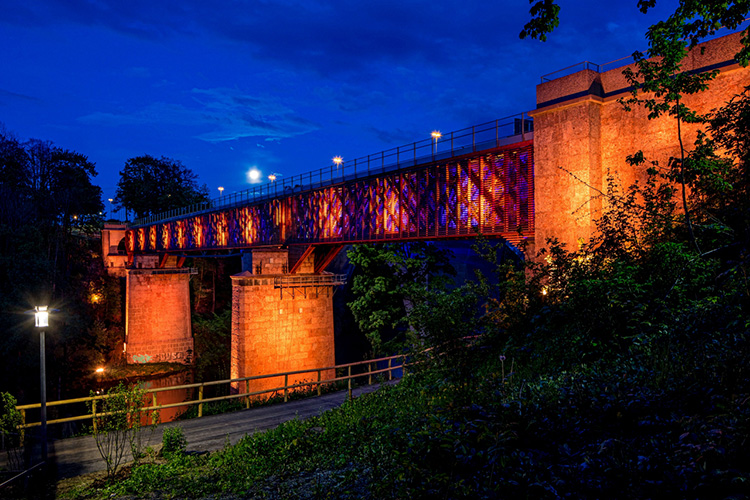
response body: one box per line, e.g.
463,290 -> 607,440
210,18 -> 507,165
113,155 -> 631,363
162,426 -> 187,457
88,382 -> 159,479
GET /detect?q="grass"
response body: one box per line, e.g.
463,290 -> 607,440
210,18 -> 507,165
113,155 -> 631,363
49,348 -> 750,499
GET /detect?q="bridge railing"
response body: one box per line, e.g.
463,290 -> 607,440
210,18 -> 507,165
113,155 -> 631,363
133,112 -> 533,227
15,354 -> 407,431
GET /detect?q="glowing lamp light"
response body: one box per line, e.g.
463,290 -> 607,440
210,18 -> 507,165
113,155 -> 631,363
218,186 -> 224,196
332,156 -> 343,168
95,367 -> 105,374
35,306 -> 49,328
268,173 -> 276,182
247,168 -> 261,183
431,130 -> 442,141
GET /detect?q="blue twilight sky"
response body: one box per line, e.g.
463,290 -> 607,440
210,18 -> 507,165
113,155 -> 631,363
0,0 -> 679,209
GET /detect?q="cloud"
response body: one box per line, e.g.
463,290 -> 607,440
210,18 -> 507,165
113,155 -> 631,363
13,0 -> 532,78
0,88 -> 40,104
124,66 -> 151,78
77,87 -> 319,142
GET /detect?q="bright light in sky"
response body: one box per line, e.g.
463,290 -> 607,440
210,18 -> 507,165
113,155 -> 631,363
247,168 -> 261,183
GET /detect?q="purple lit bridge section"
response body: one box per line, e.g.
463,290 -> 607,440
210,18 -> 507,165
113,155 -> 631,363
125,117 -> 534,266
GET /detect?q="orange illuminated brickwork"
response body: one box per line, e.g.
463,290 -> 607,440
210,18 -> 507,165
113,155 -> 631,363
230,250 -> 335,398
125,270 -> 194,365
531,32 -> 750,252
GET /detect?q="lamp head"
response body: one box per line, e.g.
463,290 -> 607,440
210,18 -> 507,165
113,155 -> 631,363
35,306 -> 49,328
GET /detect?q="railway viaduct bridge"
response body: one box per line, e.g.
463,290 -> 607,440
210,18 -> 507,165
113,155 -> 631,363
102,32 -> 750,394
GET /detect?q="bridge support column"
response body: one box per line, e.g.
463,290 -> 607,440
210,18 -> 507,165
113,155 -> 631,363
231,249 -> 336,398
125,269 -> 194,365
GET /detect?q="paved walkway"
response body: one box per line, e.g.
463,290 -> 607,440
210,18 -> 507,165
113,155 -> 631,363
19,382 -> 393,480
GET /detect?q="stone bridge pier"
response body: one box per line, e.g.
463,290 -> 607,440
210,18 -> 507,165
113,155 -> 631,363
122,246 -> 344,399
231,248 -> 345,397
125,268 -> 196,365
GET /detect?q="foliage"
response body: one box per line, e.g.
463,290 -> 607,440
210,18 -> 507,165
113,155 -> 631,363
0,125 -> 106,399
162,426 -> 187,458
192,310 -> 231,384
0,392 -> 23,471
88,383 -> 159,479
114,155 -> 209,219
347,241 -> 455,354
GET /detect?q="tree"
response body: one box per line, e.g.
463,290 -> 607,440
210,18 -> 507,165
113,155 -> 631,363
114,155 -> 209,219
89,382 -> 159,479
0,126 -> 104,400
347,242 -> 456,354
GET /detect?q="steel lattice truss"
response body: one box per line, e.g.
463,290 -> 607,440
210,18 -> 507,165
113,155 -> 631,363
127,141 -> 533,254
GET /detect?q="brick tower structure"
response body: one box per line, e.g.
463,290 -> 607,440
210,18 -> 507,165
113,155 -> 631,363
530,32 -> 750,252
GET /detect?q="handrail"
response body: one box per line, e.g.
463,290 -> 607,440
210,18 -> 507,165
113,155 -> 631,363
131,112 -> 534,227
273,274 -> 347,287
540,56 -> 635,83
15,353 -> 406,430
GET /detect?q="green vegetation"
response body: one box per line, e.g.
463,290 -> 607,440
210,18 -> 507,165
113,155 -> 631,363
88,383 -> 160,479
113,154 -> 209,220
0,392 -> 23,472
161,426 -> 187,458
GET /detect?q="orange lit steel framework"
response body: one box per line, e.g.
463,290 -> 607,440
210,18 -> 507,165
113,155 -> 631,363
126,140 -> 533,254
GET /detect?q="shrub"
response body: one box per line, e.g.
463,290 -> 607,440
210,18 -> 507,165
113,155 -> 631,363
162,426 -> 187,457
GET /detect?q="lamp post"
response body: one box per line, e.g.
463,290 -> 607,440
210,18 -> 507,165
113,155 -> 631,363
332,156 -> 343,175
431,131 -> 442,158
34,306 -> 49,464
218,186 -> 224,197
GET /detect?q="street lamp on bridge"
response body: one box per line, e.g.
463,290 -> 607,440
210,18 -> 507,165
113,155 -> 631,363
218,186 -> 224,197
332,156 -> 343,170
431,131 -> 442,157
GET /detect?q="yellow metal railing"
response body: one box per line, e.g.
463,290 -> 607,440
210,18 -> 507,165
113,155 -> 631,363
16,354 -> 406,431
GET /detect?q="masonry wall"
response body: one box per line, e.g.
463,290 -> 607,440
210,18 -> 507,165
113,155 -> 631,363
125,270 -> 194,365
231,272 -> 336,398
532,32 -> 750,251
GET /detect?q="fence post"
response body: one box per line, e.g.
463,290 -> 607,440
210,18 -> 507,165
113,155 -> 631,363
91,400 -> 97,433
388,358 -> 393,381
246,380 -> 251,409
152,393 -> 157,413
198,385 -> 204,418
317,370 -> 322,397
20,409 -> 25,442
368,362 -> 372,386
347,365 -> 352,400
284,374 -> 289,403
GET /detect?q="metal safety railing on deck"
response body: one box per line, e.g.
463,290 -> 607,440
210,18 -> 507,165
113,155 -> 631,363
132,112 -> 533,227
15,354 -> 407,432
539,56 -> 635,83
273,274 -> 347,288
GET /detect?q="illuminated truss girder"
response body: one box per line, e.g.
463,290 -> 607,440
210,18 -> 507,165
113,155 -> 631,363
127,141 -> 533,254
